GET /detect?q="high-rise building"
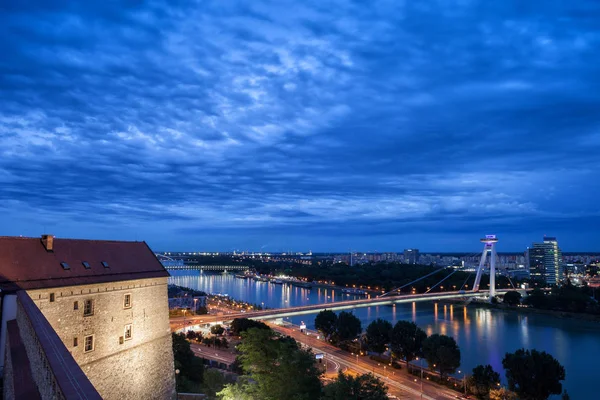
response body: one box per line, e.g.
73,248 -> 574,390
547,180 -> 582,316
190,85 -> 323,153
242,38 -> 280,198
404,249 -> 420,264
528,236 -> 563,285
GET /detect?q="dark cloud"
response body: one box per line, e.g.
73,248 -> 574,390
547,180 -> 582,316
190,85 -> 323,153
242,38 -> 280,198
1,0 -> 600,251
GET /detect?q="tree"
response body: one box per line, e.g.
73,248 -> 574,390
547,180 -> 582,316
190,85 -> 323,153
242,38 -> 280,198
365,319 -> 393,354
218,377 -> 257,400
323,371 -> 388,400
211,324 -> 225,336
504,291 -> 522,306
203,369 -> 227,400
390,320 -> 427,372
230,318 -> 270,336
236,327 -> 323,400
525,288 -> 548,309
489,388 -> 518,400
469,364 -> 500,399
172,333 -> 204,390
315,310 -> 338,340
336,311 -> 362,342
502,348 -> 565,400
186,330 -> 201,341
422,334 -> 461,379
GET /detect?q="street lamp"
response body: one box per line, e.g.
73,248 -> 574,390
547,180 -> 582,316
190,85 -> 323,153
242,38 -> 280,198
459,370 -> 466,395
416,357 -> 423,398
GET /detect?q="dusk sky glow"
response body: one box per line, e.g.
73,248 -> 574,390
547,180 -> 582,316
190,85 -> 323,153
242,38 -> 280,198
2,1 -> 600,252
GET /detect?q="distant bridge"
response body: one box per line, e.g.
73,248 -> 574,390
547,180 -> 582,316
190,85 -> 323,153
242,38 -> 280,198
164,264 -> 250,272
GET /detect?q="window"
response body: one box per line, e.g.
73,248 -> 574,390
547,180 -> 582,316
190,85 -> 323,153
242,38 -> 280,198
82,261 -> 91,269
124,324 -> 132,340
73,337 -> 78,347
124,294 -> 132,309
60,262 -> 70,270
83,299 -> 94,316
49,293 -> 55,302
101,261 -> 109,268
74,301 -> 79,310
84,335 -> 94,352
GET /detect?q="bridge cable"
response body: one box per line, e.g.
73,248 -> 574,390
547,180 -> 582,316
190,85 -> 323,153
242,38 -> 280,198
425,269 -> 458,294
378,267 -> 449,297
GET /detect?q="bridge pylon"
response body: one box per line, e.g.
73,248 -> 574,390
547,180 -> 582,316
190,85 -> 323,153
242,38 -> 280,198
473,235 -> 498,301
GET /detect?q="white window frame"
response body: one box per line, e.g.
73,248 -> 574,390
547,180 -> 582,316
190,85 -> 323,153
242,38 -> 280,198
83,299 -> 94,316
84,335 -> 95,353
124,324 -> 133,341
124,293 -> 132,309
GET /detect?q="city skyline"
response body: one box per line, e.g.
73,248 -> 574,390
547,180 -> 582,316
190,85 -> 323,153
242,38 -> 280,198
2,1 -> 600,251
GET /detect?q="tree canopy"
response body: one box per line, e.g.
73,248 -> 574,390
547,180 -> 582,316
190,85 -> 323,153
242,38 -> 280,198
503,291 -> 522,306
172,333 -> 204,392
233,327 -> 323,400
322,372 -> 388,400
390,320 -> 427,372
502,348 -> 565,400
335,311 -> 362,343
365,318 -> 393,354
469,364 -> 500,399
314,310 -> 362,344
422,334 -> 461,379
210,324 -> 225,335
315,310 -> 338,340
230,318 -> 270,336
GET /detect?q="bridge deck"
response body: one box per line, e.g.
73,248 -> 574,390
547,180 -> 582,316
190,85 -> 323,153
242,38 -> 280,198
172,289 -> 516,328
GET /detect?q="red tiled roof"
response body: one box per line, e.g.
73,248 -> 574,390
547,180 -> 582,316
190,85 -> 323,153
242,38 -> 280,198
0,236 -> 169,290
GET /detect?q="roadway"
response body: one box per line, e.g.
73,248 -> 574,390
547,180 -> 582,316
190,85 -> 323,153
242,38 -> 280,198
270,323 -> 464,400
171,289 -> 512,331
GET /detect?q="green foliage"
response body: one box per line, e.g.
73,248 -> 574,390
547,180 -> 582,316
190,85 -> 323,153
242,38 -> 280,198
211,324 -> 225,335
172,333 -> 204,390
365,318 -> 393,354
217,377 -> 257,400
335,311 -> 362,342
524,284 -> 598,314
186,330 -> 202,341
468,364 -> 500,399
503,291 -> 522,306
202,369 -> 227,400
489,388 -> 518,400
323,372 -> 388,400
422,334 -> 461,379
235,327 -> 323,400
502,348 -> 565,400
315,310 -> 338,340
230,318 -> 270,336
390,320 -> 427,371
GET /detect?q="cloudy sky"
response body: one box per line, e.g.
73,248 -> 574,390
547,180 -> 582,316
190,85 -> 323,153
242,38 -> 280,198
1,1 -> 600,252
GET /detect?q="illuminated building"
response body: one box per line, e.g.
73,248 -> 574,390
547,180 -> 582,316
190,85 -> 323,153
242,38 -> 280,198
528,236 -> 563,286
0,235 -> 176,399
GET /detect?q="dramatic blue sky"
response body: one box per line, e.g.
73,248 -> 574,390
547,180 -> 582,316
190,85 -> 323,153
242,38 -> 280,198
1,1 -> 600,252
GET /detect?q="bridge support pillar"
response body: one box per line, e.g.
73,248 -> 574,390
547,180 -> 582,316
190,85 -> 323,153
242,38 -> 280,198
473,235 -> 499,302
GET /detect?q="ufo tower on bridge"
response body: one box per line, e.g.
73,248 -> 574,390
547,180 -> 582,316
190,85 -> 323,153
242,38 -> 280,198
473,235 -> 498,300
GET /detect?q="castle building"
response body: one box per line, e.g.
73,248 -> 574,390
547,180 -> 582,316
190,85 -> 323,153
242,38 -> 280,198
0,235 -> 176,399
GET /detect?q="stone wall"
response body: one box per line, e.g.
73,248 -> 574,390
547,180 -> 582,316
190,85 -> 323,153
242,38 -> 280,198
27,276 -> 176,400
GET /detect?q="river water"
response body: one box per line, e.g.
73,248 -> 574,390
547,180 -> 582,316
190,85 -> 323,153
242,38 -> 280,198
169,271 -> 599,399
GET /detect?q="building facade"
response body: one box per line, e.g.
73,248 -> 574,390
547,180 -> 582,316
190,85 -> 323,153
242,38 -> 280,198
0,235 -> 176,399
403,249 -> 420,264
528,236 -> 563,286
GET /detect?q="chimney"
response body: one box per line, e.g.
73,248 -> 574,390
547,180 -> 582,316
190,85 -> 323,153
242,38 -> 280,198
41,234 -> 54,252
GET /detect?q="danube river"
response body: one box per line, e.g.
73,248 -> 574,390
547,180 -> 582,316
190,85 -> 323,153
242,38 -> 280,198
170,271 -> 599,399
